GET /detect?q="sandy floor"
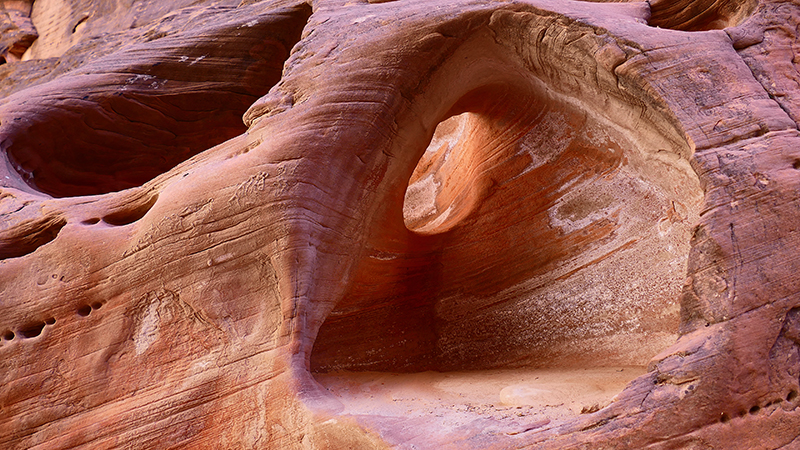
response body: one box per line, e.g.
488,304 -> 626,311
314,366 -> 646,445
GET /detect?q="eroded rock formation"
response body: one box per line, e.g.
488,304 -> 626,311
1,0 -> 799,448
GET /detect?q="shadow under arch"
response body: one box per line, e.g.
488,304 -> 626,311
308,6 -> 704,384
311,82 -> 702,374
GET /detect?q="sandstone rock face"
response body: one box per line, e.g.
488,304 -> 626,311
0,0 -> 798,448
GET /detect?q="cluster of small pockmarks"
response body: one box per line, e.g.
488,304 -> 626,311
718,388 -> 800,424
76,301 -> 104,317
1,301 -> 105,345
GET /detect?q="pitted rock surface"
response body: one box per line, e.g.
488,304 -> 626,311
1,0 -> 799,448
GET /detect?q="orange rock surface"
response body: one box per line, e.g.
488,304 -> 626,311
1,0 -> 799,448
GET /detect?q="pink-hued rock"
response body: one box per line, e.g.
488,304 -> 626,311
1,0 -> 799,448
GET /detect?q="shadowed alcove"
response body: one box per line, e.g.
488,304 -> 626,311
648,0 -> 758,30
1,3 -> 311,198
310,70 -> 703,419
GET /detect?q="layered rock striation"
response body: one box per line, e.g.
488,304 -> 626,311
1,0 -> 799,448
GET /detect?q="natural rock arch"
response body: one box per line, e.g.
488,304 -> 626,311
1,0 -> 799,449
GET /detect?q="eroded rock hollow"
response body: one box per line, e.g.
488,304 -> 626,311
1,0 -> 799,448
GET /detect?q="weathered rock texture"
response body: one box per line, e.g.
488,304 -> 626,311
0,0 -> 799,448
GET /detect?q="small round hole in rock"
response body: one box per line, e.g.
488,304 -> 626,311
749,405 -> 761,415
77,305 -> 92,317
720,412 -> 731,423
19,322 -> 46,338
788,390 -> 798,402
91,302 -> 103,310
44,317 -> 56,325
102,193 -> 158,226
3,330 -> 14,340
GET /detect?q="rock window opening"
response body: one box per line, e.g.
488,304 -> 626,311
311,82 -> 703,425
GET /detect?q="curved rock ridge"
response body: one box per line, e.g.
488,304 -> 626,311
649,0 -> 758,30
0,0 -> 798,449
